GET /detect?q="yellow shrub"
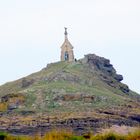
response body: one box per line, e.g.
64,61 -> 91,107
0,102 -> 7,111
126,129 -> 140,140
2,128 -> 140,140
43,130 -> 72,140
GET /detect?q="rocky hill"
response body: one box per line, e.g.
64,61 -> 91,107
0,54 -> 140,135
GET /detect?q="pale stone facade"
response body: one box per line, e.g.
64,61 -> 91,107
60,28 -> 74,62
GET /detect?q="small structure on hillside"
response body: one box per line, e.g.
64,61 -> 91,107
60,28 -> 74,62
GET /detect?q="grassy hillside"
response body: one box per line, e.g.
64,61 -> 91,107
0,60 -> 139,113
0,54 -> 139,135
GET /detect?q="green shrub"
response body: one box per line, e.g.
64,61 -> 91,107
0,132 -> 8,140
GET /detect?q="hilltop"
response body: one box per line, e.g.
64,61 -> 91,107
0,54 -> 140,135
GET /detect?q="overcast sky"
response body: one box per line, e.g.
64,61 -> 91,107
0,0 -> 140,94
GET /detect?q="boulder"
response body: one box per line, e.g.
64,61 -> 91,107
21,78 -> 34,88
119,84 -> 129,93
83,54 -> 120,79
57,94 -> 82,101
114,74 -> 123,82
82,95 -> 95,103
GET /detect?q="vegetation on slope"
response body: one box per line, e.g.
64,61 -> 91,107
0,129 -> 140,140
0,59 -> 139,113
0,54 -> 139,134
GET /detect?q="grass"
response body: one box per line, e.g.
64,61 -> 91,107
0,60 -> 139,114
15,78 -> 133,114
0,129 -> 140,140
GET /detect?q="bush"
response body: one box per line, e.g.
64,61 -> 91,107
0,132 -> 8,140
0,128 -> 140,140
126,129 -> 140,140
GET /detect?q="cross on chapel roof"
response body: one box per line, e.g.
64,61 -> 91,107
64,27 -> 68,39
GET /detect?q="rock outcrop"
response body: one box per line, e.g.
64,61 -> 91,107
21,78 -> 34,88
81,54 -> 129,93
82,54 -> 123,81
54,93 -> 95,103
